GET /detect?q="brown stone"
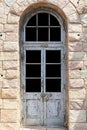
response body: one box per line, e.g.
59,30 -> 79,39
69,52 -> 86,60
5,33 -> 18,42
7,13 -> 19,24
6,70 -> 18,79
3,42 -> 18,51
63,3 -> 76,15
68,61 -> 84,70
4,24 -> 18,33
3,79 -> 18,88
70,99 -> 84,110
69,42 -> 83,52
68,33 -> 82,42
0,40 -> 3,51
2,88 -> 18,99
1,110 -> 17,122
3,61 -> 18,70
0,52 -> 18,60
69,70 -> 81,78
0,123 -> 19,130
3,99 -> 17,109
69,88 -> 86,99
69,79 -> 84,88
70,123 -> 87,130
69,110 -> 86,123
69,24 -> 82,33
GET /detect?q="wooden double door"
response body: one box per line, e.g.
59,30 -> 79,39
23,47 -> 65,127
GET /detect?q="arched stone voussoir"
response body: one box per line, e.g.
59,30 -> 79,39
9,0 -> 72,17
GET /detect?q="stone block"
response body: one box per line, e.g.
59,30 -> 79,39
63,3 -> 76,16
69,89 -> 86,99
6,70 -> 18,79
80,70 -> 87,78
68,13 -> 80,23
4,24 -> 18,33
0,61 -> 2,68
69,61 -> 84,70
69,79 -> 84,88
0,3 -> 5,14
83,43 -> 87,51
3,99 -> 17,109
2,88 -> 18,99
0,99 -> 2,108
3,42 -> 18,51
70,99 -> 84,110
0,15 -> 7,24
0,52 -> 18,60
0,24 -> 3,33
3,79 -> 19,88
70,110 -> 86,122
5,0 -> 16,7
1,110 -> 17,122
5,33 -> 18,42
69,70 -> 81,78
68,33 -> 82,42
0,40 -> 3,51
7,13 -> 19,24
69,42 -> 83,52
3,61 -> 18,70
70,123 -> 87,130
69,52 -> 86,60
0,33 -> 5,40
0,123 -> 19,130
68,24 -> 82,33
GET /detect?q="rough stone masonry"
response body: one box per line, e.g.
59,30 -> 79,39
0,0 -> 87,130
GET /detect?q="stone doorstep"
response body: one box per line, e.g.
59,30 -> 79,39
20,126 -> 67,130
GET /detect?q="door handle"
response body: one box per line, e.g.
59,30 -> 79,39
40,92 -> 46,101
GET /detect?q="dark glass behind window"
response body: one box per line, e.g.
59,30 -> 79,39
26,65 -> 41,77
25,13 -> 61,42
50,15 -> 60,26
26,15 -> 36,26
50,28 -> 61,41
46,65 -> 61,77
46,79 -> 61,92
26,28 -> 36,41
38,13 -> 48,26
26,79 -> 41,92
38,28 -> 48,41
46,50 -> 61,63
26,50 -> 41,63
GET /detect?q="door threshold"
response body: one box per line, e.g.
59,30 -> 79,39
21,126 -> 67,130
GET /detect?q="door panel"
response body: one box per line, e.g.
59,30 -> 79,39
24,48 -> 65,126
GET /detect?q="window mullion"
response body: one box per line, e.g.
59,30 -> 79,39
36,14 -> 38,41
48,14 -> 50,41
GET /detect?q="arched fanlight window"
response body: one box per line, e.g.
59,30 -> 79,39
25,12 -> 61,42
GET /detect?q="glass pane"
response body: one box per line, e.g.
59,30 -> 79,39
46,65 -> 61,77
46,50 -> 61,63
26,79 -> 41,92
38,13 -> 48,26
26,65 -> 41,77
50,15 -> 60,26
26,50 -> 41,63
38,28 -> 48,41
25,28 -> 36,41
50,28 -> 61,41
26,15 -> 36,26
46,79 -> 61,92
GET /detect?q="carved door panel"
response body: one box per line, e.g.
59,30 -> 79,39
23,48 -> 65,126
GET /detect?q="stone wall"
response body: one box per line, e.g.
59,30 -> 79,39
0,0 -> 87,130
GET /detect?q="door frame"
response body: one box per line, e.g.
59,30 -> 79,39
20,7 -> 66,127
